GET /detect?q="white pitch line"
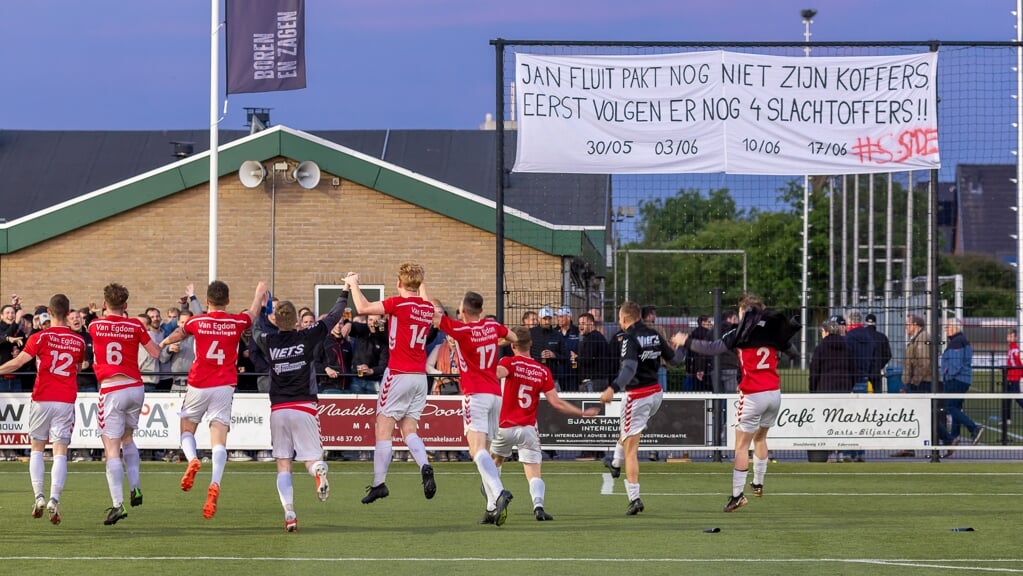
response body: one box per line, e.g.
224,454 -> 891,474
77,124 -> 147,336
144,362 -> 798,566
1,556 -> 1022,568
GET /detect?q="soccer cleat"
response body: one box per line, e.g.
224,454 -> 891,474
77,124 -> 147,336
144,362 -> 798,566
202,483 -> 220,519
723,493 -> 748,513
31,495 -> 46,519
421,464 -> 436,500
181,458 -> 201,492
130,487 -> 144,507
284,513 -> 298,532
478,510 -> 496,525
493,489 -> 513,526
750,482 -> 764,497
103,504 -> 128,525
361,483 -> 389,504
603,454 -> 621,479
534,506 -> 554,521
47,498 -> 61,525
313,463 -> 330,502
626,498 -> 645,516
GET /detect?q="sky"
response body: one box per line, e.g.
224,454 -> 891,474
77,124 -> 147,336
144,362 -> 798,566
4,0 -> 1018,132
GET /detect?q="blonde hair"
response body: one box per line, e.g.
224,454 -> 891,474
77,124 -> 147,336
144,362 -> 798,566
619,301 -> 641,323
398,262 -> 424,292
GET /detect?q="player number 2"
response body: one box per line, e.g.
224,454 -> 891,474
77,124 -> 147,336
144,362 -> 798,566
49,350 -> 75,376
206,341 -> 226,365
755,346 -> 771,369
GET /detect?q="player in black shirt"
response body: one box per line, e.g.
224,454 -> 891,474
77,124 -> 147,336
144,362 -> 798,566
252,290 -> 347,532
600,301 -> 685,516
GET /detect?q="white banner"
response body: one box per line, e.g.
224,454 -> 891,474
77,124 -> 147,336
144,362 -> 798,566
0,393 -> 271,450
513,51 -> 938,175
726,394 -> 933,450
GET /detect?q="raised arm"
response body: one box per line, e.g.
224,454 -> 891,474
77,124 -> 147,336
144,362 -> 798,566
345,272 -> 386,316
245,281 -> 269,322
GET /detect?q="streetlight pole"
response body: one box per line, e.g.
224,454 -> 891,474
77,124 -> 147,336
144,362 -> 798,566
799,8 -> 816,369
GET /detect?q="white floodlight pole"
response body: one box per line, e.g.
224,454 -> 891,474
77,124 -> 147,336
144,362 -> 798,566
799,9 -> 816,368
209,0 -> 220,283
1017,0 -> 1023,331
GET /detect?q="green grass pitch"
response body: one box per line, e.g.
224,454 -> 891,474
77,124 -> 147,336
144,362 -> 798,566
1,459 -> 1020,575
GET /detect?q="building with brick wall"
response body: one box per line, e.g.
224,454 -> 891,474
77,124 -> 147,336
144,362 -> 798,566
0,126 -> 609,321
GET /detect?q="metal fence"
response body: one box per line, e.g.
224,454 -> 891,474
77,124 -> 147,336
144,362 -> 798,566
493,39 -> 1023,459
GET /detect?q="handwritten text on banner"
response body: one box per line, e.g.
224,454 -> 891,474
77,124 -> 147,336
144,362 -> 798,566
513,51 -> 938,175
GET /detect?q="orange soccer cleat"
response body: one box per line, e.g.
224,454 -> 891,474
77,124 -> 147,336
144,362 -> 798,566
181,458 -> 201,492
202,482 -> 220,519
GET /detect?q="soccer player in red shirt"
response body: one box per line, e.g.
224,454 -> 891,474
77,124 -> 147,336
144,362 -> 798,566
436,291 -> 519,525
160,279 -> 267,519
346,263 -> 438,504
0,294 -> 85,525
89,283 -> 161,525
684,293 -> 799,512
491,326 -> 599,521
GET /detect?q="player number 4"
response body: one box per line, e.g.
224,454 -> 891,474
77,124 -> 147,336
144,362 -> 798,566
207,341 -> 226,365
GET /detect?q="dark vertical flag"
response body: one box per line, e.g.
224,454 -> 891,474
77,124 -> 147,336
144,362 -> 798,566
226,0 -> 306,94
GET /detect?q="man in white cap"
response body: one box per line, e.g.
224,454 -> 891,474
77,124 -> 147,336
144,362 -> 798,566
529,306 -> 565,389
554,306 -> 580,392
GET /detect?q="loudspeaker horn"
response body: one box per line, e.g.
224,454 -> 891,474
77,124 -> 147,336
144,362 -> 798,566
239,160 -> 266,188
293,160 -> 321,190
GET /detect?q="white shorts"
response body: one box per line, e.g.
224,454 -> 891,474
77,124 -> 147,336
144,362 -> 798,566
620,390 -> 663,439
462,393 -> 501,440
179,385 -> 236,428
28,401 -> 75,445
490,425 -> 541,464
735,389 -> 782,434
376,371 -> 427,421
270,405 -> 323,462
99,385 -> 144,439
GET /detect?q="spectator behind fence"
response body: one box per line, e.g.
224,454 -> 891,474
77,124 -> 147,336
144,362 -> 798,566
716,309 -> 741,393
314,318 -> 352,394
575,312 -> 611,461
809,319 -> 854,393
894,314 -> 930,458
69,308 -> 97,393
940,317 -> 983,454
864,313 -> 892,393
349,314 -> 389,395
159,308 -> 196,392
844,310 -> 875,394
554,306 -> 580,392
427,334 -> 462,462
529,307 -> 565,388
683,313 -> 713,392
1004,328 -> 1023,426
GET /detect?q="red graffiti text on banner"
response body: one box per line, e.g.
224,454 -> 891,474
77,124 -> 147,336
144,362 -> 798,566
851,127 -> 939,165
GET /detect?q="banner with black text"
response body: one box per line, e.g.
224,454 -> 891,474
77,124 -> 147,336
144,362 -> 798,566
513,51 -> 938,175
226,0 -> 306,95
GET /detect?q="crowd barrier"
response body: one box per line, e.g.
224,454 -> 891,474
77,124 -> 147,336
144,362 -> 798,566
2,392 -> 1020,452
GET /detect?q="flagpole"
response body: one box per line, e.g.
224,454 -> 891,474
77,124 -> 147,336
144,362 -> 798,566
209,0 -> 220,283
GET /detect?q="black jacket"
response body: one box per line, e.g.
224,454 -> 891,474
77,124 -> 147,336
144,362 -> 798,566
809,334 -> 855,393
